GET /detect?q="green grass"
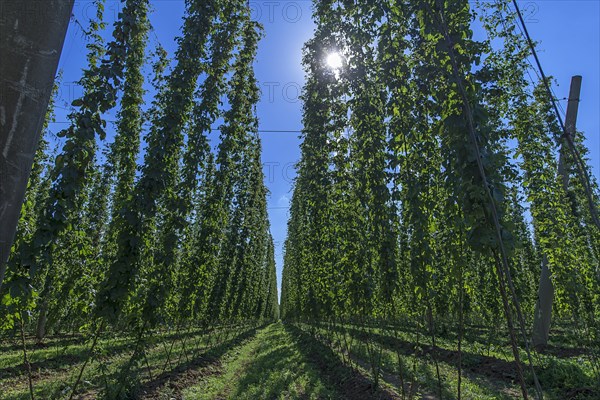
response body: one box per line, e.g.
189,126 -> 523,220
183,323 -> 342,399
304,322 -> 599,400
0,325 -> 255,399
2,322 -> 596,399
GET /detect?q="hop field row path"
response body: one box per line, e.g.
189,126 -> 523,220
168,322 -> 401,400
180,323 -> 342,399
2,321 -> 595,399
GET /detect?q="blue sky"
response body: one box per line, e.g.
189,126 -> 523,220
51,1 -> 599,295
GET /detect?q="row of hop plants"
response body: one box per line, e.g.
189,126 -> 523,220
280,1 -> 599,398
0,0 -> 278,398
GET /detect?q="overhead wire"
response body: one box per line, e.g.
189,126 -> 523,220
510,0 -> 600,229
501,2 -> 567,120
511,1 -> 565,129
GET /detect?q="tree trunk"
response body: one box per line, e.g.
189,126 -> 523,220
0,0 -> 74,291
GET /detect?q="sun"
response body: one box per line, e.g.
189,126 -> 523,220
326,52 -> 343,70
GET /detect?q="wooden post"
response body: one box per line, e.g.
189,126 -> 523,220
532,75 -> 582,349
532,255 -> 554,349
558,75 -> 582,189
0,0 -> 74,291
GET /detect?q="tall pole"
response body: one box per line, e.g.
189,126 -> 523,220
558,75 -> 582,189
532,75 -> 582,349
0,0 -> 74,291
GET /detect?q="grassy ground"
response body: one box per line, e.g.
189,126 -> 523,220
302,322 -> 599,400
181,323 -> 341,399
0,325 -> 256,399
1,322 -> 597,399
